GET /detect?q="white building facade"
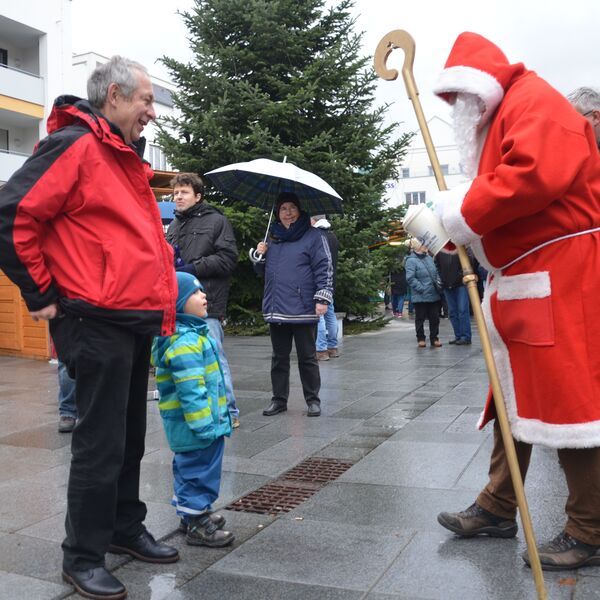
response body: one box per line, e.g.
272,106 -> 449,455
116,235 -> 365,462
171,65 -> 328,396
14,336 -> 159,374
0,0 -> 72,183
386,116 -> 468,208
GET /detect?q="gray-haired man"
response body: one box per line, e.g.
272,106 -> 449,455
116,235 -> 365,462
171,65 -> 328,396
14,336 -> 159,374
0,56 -> 178,599
567,86 -> 600,147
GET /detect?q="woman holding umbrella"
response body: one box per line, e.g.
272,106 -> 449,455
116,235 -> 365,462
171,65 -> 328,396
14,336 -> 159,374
252,192 -> 333,417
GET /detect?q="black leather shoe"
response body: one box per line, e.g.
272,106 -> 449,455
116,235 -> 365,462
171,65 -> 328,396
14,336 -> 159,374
108,530 -> 179,564
448,338 -> 458,345
307,403 -> 321,417
263,402 -> 287,416
455,339 -> 472,345
62,566 -> 126,600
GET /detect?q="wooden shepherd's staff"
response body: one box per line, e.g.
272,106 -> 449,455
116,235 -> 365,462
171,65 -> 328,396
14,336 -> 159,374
374,30 -> 547,600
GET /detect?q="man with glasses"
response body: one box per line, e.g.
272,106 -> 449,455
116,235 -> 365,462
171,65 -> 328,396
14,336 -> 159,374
567,87 -> 600,147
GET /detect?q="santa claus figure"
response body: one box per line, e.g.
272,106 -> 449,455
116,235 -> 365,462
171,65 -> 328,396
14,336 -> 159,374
434,32 -> 600,570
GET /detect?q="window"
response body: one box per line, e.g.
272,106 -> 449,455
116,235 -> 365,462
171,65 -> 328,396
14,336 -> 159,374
401,167 -> 410,178
0,49 -> 7,67
404,191 -> 426,205
0,129 -> 8,152
148,144 -> 170,171
428,164 -> 449,176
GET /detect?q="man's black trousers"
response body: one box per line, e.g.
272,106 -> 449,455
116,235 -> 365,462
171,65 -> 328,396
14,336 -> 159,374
51,314 -> 152,570
269,322 -> 321,405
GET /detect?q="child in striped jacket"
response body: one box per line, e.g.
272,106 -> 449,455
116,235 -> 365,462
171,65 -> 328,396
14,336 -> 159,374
151,272 -> 234,547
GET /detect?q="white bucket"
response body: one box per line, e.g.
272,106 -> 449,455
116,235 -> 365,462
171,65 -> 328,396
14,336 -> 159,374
402,204 -> 450,256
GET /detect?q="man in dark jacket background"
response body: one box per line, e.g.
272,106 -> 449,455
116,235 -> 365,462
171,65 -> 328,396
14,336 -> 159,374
167,173 -> 240,427
0,56 -> 179,600
435,251 -> 471,345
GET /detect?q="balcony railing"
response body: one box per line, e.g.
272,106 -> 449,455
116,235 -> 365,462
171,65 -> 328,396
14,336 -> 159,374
0,149 -> 28,182
0,64 -> 44,106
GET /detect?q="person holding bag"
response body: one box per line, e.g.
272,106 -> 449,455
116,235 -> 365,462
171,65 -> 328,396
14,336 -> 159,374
405,237 -> 443,348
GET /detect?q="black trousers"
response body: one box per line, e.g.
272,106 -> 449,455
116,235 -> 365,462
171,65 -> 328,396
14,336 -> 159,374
50,314 -> 152,570
269,322 -> 320,406
414,301 -> 441,342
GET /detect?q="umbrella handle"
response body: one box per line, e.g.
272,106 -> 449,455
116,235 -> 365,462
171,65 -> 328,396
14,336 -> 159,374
249,248 -> 266,263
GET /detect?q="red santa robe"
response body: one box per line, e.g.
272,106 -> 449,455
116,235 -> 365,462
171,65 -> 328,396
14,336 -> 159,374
434,32 -> 600,448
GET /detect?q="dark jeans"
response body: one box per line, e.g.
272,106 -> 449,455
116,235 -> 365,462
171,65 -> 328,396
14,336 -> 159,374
414,301 -> 441,342
50,314 -> 152,570
269,322 -> 320,406
444,286 -> 471,341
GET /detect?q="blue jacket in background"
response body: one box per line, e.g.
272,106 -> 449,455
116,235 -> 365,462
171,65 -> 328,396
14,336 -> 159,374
405,253 -> 441,303
151,313 -> 232,452
255,223 -> 333,323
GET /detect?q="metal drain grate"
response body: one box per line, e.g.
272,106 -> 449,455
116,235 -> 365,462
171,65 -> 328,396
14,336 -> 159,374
225,457 -> 355,514
226,482 -> 317,515
282,457 -> 354,484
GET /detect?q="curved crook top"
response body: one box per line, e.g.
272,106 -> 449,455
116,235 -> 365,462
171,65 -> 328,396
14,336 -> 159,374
373,29 -> 416,81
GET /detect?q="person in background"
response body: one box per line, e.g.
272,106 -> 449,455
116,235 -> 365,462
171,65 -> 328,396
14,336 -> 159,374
389,263 -> 408,318
568,87 -> 600,147
405,238 -> 443,348
435,251 -> 471,345
57,361 -> 77,433
152,272 -> 234,548
252,192 -> 333,418
312,215 -> 340,361
0,56 -> 178,600
166,173 -> 241,429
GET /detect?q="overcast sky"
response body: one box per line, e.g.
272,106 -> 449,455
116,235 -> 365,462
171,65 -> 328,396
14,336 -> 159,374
71,0 -> 600,136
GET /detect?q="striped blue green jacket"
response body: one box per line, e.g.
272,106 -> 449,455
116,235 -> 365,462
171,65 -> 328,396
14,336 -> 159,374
151,314 -> 232,452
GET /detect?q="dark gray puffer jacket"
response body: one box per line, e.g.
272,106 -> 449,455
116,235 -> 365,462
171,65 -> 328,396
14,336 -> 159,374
166,202 -> 238,319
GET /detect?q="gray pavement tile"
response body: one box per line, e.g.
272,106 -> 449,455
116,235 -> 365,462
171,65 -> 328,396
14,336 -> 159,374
0,532 -> 64,585
165,571 -> 364,600
338,439 -> 480,488
290,482 -> 481,533
223,427 -> 291,458
576,575 -> 600,598
0,478 -> 67,533
387,427 -> 488,445
0,568 -> 67,600
247,436 -> 331,464
315,445 -> 372,461
207,517 -> 414,590
330,434 -> 387,450
254,415 -> 360,439
217,472 -> 272,507
221,455 -> 295,478
373,531 -> 574,600
140,461 -> 177,504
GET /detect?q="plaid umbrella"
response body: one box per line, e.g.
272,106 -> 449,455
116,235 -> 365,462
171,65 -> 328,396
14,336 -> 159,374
204,158 -> 343,215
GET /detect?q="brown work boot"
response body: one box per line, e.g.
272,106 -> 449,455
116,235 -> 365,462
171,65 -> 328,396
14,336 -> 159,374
186,513 -> 234,547
327,348 -> 340,358
437,502 -> 518,538
522,530 -> 600,571
316,350 -> 330,361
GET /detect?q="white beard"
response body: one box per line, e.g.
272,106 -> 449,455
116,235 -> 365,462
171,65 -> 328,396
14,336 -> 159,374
451,93 -> 485,179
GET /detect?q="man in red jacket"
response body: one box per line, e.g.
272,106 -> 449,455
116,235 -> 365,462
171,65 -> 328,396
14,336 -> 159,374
0,56 -> 178,599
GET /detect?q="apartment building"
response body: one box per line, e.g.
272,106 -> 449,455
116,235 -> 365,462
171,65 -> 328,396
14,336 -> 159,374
386,116 -> 468,208
0,0 -> 72,185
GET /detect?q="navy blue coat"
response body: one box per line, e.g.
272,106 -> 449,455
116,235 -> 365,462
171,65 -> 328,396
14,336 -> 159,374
256,226 -> 333,323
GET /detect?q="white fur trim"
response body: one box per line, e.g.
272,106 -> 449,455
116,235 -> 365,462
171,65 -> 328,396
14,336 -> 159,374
439,181 -> 480,246
496,272 -> 550,300
434,66 -> 504,126
481,274 -> 600,448
470,238 -> 495,272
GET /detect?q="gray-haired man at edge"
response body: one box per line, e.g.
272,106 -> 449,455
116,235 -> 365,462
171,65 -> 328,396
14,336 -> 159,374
0,57 -> 179,600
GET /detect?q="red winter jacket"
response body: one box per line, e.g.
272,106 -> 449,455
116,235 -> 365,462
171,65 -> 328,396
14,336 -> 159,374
0,96 -> 176,336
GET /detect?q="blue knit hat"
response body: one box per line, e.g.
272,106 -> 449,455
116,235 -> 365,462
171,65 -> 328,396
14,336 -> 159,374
176,272 -> 204,313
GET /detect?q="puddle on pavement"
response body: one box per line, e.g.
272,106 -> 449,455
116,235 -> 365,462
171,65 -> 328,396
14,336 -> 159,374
149,573 -> 177,598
